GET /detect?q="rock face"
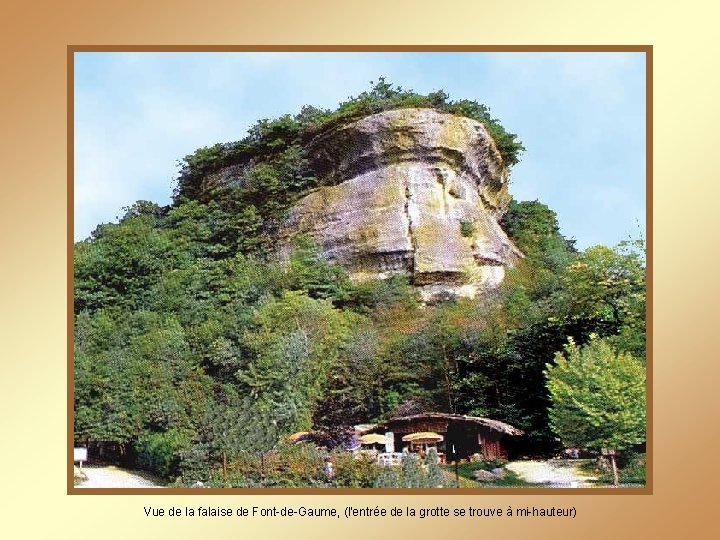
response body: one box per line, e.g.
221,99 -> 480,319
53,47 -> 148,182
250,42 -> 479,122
472,469 -> 503,482
282,108 -> 522,302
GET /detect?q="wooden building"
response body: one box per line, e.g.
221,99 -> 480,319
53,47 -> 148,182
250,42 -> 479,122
373,413 -> 523,461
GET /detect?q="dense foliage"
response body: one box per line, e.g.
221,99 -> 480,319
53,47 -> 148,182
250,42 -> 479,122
545,335 -> 646,452
74,86 -> 645,484
545,336 -> 646,485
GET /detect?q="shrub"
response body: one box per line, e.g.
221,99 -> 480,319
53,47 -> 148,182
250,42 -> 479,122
460,221 -> 476,238
178,442 -> 211,484
333,453 -> 381,488
134,429 -> 192,479
373,453 -> 454,488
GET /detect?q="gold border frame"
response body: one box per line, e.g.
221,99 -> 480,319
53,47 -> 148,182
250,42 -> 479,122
67,45 -> 652,495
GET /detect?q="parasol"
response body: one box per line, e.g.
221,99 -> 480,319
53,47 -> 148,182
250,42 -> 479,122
359,433 -> 390,445
401,431 -> 444,443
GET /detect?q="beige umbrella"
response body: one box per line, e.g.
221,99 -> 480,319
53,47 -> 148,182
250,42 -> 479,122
359,433 -> 390,445
401,432 -> 444,443
402,432 -> 444,456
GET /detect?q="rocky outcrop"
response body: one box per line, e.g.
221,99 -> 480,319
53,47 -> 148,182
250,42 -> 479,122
280,108 -> 522,302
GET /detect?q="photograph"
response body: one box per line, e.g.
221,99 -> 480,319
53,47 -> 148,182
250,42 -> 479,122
71,50 -> 648,490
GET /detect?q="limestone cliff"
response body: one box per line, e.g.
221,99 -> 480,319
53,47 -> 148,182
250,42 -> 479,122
280,108 -> 522,302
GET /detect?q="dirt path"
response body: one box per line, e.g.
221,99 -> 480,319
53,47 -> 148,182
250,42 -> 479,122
76,466 -> 163,488
506,459 -> 597,487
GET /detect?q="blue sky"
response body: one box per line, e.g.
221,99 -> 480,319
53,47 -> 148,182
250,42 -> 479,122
74,52 -> 646,250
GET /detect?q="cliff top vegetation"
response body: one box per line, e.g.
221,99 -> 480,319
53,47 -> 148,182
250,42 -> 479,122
174,77 -> 525,202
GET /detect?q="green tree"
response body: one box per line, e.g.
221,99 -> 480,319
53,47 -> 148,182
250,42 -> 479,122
285,235 -> 351,301
424,448 -> 446,487
238,291 -> 362,432
553,240 -> 646,360
74,203 -> 198,314
204,396 -> 281,481
501,199 -> 576,300
544,335 -> 646,485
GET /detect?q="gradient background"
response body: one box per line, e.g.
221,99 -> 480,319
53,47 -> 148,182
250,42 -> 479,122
0,0 -> 715,537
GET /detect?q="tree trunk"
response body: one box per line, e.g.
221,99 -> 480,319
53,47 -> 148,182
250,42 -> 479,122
610,453 -> 619,487
441,345 -> 455,414
260,452 -> 265,484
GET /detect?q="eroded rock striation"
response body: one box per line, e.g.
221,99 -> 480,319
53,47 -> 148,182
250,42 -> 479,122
280,108 -> 522,302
